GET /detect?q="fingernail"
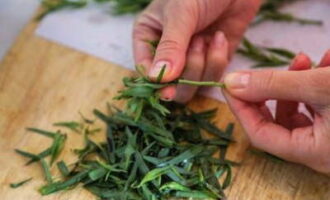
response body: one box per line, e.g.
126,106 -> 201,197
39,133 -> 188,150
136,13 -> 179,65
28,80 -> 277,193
214,32 -> 225,48
161,97 -> 173,102
290,53 -> 302,67
160,86 -> 176,101
290,52 -> 311,70
319,49 -> 330,67
148,61 -> 171,78
224,72 -> 250,89
191,37 -> 204,52
326,49 -> 330,57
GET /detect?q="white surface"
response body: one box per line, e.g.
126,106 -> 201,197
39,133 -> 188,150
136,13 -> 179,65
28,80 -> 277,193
36,3 -> 136,69
0,0 -> 39,61
36,0 -> 330,105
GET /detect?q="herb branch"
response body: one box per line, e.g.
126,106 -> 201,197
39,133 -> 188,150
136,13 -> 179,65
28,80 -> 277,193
254,10 -> 323,26
37,0 -> 152,20
37,0 -> 87,20
178,79 -> 225,88
255,0 -> 323,26
237,38 -> 296,68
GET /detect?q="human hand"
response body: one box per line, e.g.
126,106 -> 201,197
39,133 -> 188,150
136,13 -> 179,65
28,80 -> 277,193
223,50 -> 330,173
133,0 -> 261,102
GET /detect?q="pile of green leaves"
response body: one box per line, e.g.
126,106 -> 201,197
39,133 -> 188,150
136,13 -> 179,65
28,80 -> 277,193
12,72 -> 235,199
237,38 -> 296,68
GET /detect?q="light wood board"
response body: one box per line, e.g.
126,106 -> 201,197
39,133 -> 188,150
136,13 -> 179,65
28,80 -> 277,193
0,18 -> 330,200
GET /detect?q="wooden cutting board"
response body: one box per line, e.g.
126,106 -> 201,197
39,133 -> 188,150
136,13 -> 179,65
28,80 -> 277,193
0,18 -> 330,200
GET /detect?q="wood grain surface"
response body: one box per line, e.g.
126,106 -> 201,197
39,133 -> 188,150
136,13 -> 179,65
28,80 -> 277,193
0,18 -> 329,200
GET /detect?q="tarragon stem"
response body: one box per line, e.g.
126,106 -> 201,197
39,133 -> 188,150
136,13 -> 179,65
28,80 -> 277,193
177,80 -> 226,88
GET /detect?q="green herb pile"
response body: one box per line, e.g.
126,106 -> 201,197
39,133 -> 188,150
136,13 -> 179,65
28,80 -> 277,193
12,70 -> 236,199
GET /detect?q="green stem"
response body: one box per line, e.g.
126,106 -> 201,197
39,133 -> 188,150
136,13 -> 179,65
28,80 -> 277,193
296,18 -> 323,25
177,79 -> 226,88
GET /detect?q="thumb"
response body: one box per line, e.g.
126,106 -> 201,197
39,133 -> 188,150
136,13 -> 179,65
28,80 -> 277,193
148,11 -> 196,82
224,68 -> 330,105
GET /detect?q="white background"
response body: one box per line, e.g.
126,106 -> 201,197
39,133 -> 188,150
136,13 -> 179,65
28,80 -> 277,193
0,0 -> 39,61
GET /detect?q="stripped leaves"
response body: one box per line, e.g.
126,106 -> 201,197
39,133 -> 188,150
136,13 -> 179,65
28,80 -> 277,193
14,76 -> 236,200
9,178 -> 32,188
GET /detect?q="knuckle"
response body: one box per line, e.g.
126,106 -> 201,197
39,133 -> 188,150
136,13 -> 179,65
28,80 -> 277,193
318,156 -> 330,173
290,129 -> 313,160
309,151 -> 330,174
253,119 -> 269,141
132,26 -> 146,39
175,86 -> 196,103
184,63 -> 204,79
133,22 -> 152,40
208,52 -> 228,67
307,70 -> 330,103
262,70 -> 276,91
296,128 -> 330,173
205,66 -> 225,82
250,70 -> 277,97
188,62 -> 204,75
133,13 -> 162,40
203,55 -> 228,81
313,137 -> 330,173
157,39 -> 183,53
165,0 -> 196,16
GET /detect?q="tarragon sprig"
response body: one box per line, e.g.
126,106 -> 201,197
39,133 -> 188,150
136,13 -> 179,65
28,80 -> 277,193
255,0 -> 323,26
115,65 -> 225,120
238,38 -> 296,68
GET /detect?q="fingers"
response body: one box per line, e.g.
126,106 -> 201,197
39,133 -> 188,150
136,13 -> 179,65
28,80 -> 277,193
201,31 -> 229,82
318,49 -> 330,67
275,53 -> 312,129
214,0 -> 261,56
166,31 -> 229,103
301,50 -> 330,116
172,32 -> 229,103
289,53 -> 313,71
148,9 -> 196,82
224,50 -> 330,173
223,67 -> 330,105
173,36 -> 206,103
224,91 -> 314,163
159,86 -> 176,101
133,20 -> 161,71
223,91 -> 294,159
